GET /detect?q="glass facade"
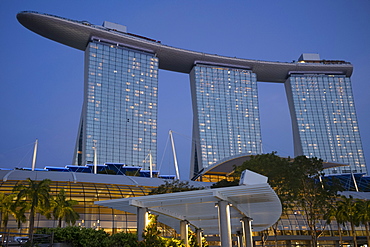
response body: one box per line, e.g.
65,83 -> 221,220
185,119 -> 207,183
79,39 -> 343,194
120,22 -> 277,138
73,40 -> 158,169
0,178 -> 152,234
285,74 -> 367,174
190,64 -> 262,176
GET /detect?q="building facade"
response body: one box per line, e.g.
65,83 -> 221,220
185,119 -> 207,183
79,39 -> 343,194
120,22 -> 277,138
1,169 -> 369,247
190,64 -> 261,175
17,11 -> 367,177
285,66 -> 366,174
73,39 -> 159,168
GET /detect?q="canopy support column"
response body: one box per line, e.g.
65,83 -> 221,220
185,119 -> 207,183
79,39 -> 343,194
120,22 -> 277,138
137,207 -> 148,242
241,216 -> 253,247
196,228 -> 203,247
236,231 -> 243,247
180,220 -> 189,246
217,200 -> 232,247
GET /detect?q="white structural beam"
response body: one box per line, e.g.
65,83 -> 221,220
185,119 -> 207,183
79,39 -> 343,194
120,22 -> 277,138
130,195 -> 216,208
31,139 -> 38,171
169,130 -> 180,180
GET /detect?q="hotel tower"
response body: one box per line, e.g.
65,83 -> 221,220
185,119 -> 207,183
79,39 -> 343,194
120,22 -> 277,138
74,36 -> 159,168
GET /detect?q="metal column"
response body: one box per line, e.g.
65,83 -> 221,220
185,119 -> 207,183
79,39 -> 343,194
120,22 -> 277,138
236,231 -> 243,247
180,220 -> 189,246
241,216 -> 253,247
137,207 -> 148,241
196,228 -> 203,247
217,200 -> 232,247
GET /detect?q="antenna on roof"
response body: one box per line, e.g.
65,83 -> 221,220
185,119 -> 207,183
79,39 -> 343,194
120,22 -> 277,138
31,139 -> 38,171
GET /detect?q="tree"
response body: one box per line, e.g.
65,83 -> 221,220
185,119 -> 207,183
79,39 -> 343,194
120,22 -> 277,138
13,178 -> 52,243
0,193 -> 27,231
233,152 -> 296,205
356,199 -> 370,247
324,201 -> 346,247
140,214 -> 166,247
0,193 -> 16,231
231,152 -> 295,247
336,196 -> 360,247
219,153 -> 342,247
52,189 -> 80,227
290,156 -> 340,247
149,180 -> 202,195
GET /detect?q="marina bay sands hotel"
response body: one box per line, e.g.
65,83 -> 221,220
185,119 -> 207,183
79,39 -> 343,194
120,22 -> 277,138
17,11 -> 367,177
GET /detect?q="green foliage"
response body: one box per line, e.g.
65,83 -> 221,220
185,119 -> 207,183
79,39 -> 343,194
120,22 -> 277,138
13,178 -> 52,243
161,237 -> 184,247
211,179 -> 239,188
36,227 -> 110,247
0,193 -> 17,230
140,214 -> 165,247
35,225 -> 192,247
188,228 -> 208,247
149,180 -> 203,195
216,153 -> 345,247
53,189 -> 80,227
74,228 -> 110,247
140,214 -> 205,247
103,231 -> 138,247
234,152 -> 296,204
355,198 -> 370,246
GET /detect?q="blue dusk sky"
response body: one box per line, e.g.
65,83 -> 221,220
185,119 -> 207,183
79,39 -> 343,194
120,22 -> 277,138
1,1 -> 369,179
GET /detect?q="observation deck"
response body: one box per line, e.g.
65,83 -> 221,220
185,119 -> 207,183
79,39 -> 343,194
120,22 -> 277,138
17,11 -> 353,83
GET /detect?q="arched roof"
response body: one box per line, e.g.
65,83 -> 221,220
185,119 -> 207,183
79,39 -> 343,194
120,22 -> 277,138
17,11 -> 353,83
194,153 -> 349,180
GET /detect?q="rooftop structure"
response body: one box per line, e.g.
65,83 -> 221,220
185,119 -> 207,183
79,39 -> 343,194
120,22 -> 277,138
17,11 -> 352,81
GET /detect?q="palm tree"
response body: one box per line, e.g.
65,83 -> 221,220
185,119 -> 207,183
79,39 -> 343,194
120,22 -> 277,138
52,189 -> 79,227
0,192 -> 27,232
325,199 -> 348,247
13,178 -> 52,243
0,193 -> 15,231
356,199 -> 370,247
336,196 -> 359,247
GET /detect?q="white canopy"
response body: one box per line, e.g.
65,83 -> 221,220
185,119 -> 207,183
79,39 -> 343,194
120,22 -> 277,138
96,171 -> 282,235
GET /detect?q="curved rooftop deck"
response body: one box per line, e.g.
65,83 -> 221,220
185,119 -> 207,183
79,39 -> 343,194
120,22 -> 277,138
17,11 -> 353,83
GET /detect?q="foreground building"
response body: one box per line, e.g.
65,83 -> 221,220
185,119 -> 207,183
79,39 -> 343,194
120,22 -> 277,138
1,166 -> 369,246
17,11 -> 366,176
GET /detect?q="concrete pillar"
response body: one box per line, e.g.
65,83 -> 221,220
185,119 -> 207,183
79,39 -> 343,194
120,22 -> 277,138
217,200 -> 232,247
137,207 -> 148,242
196,228 -> 203,247
241,216 -> 253,247
180,220 -> 189,246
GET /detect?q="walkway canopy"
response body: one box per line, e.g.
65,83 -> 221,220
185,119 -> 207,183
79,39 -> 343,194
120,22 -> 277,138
96,170 -> 282,236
